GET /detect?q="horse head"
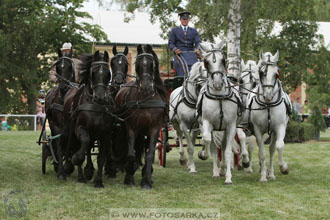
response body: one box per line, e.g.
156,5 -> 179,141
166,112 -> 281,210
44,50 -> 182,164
55,48 -> 75,95
79,50 -> 111,104
136,44 -> 156,95
239,59 -> 258,103
111,45 -> 129,87
200,41 -> 227,92
258,50 -> 280,103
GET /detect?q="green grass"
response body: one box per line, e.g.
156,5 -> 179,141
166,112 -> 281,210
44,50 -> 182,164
0,130 -> 330,219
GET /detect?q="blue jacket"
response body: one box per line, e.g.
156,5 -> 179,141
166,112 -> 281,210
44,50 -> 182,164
168,26 -> 201,66
168,26 -> 201,52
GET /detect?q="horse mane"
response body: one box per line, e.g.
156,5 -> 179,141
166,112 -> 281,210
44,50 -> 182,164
77,53 -> 93,84
150,48 -> 168,102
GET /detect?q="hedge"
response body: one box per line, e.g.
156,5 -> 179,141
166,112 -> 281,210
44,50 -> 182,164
285,121 -> 318,143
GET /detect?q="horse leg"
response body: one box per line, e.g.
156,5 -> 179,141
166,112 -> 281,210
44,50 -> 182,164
246,136 -> 255,173
268,133 -> 276,180
93,138 -> 108,188
55,127 -> 66,181
124,128 -> 137,186
237,129 -> 249,168
77,164 -> 86,183
276,126 -> 288,175
181,124 -> 196,173
201,119 -> 213,160
141,129 -> 158,189
174,126 -> 187,165
72,129 -> 89,166
84,143 -> 95,181
224,125 -> 236,184
210,141 -> 220,178
254,128 -> 267,182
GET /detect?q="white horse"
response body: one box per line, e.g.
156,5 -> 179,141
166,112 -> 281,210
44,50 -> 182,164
197,41 -> 242,184
246,50 -> 291,182
169,49 -> 208,173
238,60 -> 260,173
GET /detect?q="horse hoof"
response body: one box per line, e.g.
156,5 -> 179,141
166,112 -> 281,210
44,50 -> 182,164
246,169 -> 253,174
141,184 -> 152,190
268,175 -> 276,180
237,165 -> 244,171
189,170 -> 197,174
57,175 -> 66,181
242,162 -> 250,168
124,175 -> 135,186
280,165 -> 289,175
64,161 -> 74,175
94,183 -> 104,188
77,178 -> 87,183
179,159 -> 187,166
260,179 -> 267,183
84,166 -> 95,181
224,181 -> 232,185
198,151 -> 208,160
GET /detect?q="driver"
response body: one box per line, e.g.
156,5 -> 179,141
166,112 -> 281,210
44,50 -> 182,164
168,11 -> 201,76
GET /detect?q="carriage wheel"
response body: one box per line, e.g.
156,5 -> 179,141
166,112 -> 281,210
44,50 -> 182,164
157,128 -> 166,167
41,130 -> 47,174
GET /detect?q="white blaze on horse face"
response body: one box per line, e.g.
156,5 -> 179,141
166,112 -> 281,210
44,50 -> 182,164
263,65 -> 278,103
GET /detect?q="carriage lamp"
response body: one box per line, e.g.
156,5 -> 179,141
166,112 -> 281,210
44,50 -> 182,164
38,89 -> 46,104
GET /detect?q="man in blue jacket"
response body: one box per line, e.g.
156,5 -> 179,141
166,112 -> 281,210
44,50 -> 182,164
168,11 -> 201,76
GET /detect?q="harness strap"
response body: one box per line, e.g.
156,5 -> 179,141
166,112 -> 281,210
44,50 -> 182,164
49,103 -> 64,112
124,100 -> 166,109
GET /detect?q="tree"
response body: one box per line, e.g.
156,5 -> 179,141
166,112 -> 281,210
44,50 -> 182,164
100,0 -> 319,92
305,46 -> 330,133
0,0 -> 107,114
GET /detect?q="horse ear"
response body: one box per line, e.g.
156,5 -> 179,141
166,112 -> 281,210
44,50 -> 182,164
145,44 -> 153,53
274,50 -> 279,62
259,49 -> 264,61
104,51 -> 109,62
58,49 -> 62,58
124,46 -> 128,56
94,50 -> 100,60
241,59 -> 245,70
112,45 -> 117,55
200,44 -> 207,58
217,40 -> 226,50
137,44 -> 143,54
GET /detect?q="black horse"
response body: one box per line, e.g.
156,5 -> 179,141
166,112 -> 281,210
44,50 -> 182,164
104,45 -> 130,178
44,48 -> 77,180
115,44 -> 167,189
63,50 -> 114,187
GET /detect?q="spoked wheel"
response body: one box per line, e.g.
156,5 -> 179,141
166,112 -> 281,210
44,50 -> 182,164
157,127 -> 167,168
41,130 -> 48,174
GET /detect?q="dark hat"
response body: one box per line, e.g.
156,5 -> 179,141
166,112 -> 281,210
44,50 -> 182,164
179,11 -> 191,20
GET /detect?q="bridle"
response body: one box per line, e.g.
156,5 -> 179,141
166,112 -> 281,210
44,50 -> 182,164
136,53 -> 155,92
240,64 -> 257,89
203,45 -> 227,80
89,61 -> 110,90
259,55 -> 279,90
110,53 -> 128,85
53,56 -> 75,83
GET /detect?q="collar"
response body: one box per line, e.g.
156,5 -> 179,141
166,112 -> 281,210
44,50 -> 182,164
181,25 -> 189,31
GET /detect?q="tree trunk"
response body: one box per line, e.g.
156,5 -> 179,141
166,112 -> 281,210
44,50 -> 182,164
227,0 -> 241,80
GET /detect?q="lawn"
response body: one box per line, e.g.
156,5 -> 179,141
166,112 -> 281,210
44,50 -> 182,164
0,130 -> 329,219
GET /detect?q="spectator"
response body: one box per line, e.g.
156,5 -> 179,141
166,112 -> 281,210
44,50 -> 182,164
293,97 -> 302,114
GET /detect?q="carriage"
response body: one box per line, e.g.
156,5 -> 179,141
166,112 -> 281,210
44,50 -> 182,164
37,43 -> 291,187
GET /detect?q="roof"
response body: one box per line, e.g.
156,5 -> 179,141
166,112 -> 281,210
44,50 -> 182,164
85,11 -> 169,45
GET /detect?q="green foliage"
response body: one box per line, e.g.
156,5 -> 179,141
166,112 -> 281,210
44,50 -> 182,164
285,121 -> 318,142
109,0 -> 319,93
305,46 -> 330,131
0,0 -> 108,114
